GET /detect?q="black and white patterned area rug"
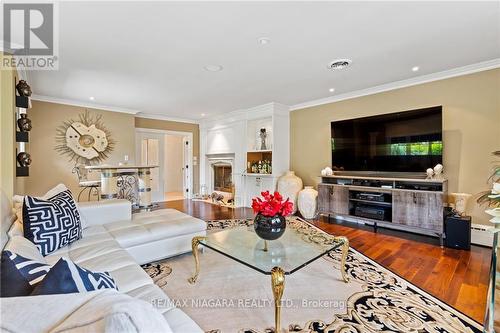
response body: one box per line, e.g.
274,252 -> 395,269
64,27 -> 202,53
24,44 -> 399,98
143,217 -> 482,333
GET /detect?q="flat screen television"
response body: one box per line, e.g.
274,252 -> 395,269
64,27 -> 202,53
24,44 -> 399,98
331,106 -> 442,173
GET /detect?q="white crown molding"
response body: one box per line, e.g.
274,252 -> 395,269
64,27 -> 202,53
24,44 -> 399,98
135,112 -> 199,124
31,94 -> 140,114
290,58 -> 500,111
30,94 -> 199,124
200,102 -> 290,129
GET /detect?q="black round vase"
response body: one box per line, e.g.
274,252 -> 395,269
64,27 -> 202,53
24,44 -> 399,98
254,214 -> 286,240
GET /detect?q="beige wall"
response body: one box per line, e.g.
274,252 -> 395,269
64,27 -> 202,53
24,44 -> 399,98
24,101 -> 136,197
164,134 -> 184,192
135,117 -> 200,191
0,53 -> 18,201
291,68 -> 500,225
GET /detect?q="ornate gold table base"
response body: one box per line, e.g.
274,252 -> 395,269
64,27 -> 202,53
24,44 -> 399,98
188,235 -> 350,332
271,267 -> 285,332
187,236 -> 207,284
334,235 -> 350,283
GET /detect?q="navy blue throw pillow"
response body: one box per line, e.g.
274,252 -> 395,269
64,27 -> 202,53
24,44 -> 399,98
0,251 -> 51,297
31,257 -> 117,296
23,190 -> 82,256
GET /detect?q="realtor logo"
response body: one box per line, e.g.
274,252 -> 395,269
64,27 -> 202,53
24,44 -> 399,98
2,2 -> 58,70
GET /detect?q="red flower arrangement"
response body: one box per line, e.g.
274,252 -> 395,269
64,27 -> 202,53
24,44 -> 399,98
251,191 -> 294,217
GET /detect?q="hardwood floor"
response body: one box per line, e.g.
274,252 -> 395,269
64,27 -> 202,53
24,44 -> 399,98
159,199 -> 254,220
161,199 -> 490,323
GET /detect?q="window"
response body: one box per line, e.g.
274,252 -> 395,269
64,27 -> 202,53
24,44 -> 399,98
388,141 -> 442,156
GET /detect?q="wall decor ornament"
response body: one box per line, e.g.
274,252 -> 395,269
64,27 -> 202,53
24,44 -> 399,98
426,168 -> 434,179
17,113 -> 32,132
277,171 -> 303,214
15,80 -> 32,97
259,128 -> 267,150
321,167 -> 333,176
433,164 -> 444,179
298,186 -> 318,219
17,152 -> 32,167
55,110 -> 115,163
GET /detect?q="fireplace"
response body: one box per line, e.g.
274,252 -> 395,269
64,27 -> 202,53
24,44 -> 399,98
206,154 -> 235,200
213,163 -> 232,192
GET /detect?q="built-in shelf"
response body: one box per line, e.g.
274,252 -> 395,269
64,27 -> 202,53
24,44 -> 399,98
16,131 -> 29,142
15,96 -> 29,108
243,172 -> 273,177
247,149 -> 272,153
348,198 -> 392,207
246,151 -> 272,174
16,166 -> 29,177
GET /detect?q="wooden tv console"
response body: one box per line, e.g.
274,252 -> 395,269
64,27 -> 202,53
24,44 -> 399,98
318,174 -> 448,245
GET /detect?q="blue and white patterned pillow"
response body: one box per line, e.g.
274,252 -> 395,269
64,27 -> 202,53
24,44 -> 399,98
0,250 -> 52,297
23,189 -> 82,256
4,250 -> 51,285
31,257 -> 117,295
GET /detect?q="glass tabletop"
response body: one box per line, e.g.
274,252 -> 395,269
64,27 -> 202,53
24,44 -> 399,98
200,220 -> 343,275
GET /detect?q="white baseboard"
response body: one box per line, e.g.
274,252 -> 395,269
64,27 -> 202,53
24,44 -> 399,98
471,223 -> 494,247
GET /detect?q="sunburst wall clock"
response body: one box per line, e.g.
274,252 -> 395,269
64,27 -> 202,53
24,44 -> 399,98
55,110 -> 116,163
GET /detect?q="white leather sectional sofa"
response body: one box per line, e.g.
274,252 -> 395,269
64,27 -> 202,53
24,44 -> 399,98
1,194 -> 206,332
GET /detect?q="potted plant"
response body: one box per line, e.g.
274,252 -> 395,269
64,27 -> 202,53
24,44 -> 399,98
477,151 -> 500,223
252,191 -> 293,240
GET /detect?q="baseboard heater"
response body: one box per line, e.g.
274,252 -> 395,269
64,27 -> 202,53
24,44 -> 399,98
471,224 -> 494,247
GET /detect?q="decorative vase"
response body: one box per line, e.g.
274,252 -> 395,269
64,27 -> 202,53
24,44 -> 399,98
254,213 -> 286,240
298,186 -> 318,219
277,171 -> 303,214
17,152 -> 32,167
450,193 -> 472,216
16,80 -> 32,97
17,113 -> 32,132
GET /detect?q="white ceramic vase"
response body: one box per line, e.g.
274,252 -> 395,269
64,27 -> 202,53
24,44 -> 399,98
298,186 -> 318,219
277,171 -> 303,214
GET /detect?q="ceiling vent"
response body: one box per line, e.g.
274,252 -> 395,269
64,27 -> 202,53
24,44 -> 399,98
327,59 -> 352,70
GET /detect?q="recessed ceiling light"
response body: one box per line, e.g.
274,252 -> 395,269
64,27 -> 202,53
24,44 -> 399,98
258,37 -> 270,45
412,66 -> 420,72
204,65 -> 223,72
327,59 -> 352,70
329,88 -> 335,93
89,96 -> 95,101
201,113 -> 206,117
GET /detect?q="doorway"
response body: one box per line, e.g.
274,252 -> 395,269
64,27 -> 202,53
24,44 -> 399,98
135,128 -> 193,203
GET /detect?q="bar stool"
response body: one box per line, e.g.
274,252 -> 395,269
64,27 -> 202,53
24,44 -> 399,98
72,164 -> 100,201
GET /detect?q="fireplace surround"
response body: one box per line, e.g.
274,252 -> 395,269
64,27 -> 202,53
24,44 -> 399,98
206,154 -> 235,199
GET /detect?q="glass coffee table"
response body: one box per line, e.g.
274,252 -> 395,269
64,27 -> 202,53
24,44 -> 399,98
187,220 -> 349,332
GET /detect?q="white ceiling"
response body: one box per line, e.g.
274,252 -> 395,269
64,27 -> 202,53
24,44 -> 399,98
26,1 -> 500,120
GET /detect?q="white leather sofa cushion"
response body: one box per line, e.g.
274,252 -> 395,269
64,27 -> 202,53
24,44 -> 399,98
127,284 -> 176,314
48,247 -> 151,292
1,191 -> 16,250
4,236 -> 47,263
164,308 -> 204,333
7,219 -> 23,238
104,209 -> 206,248
78,199 -> 132,228
0,289 -> 173,333
82,224 -> 109,237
